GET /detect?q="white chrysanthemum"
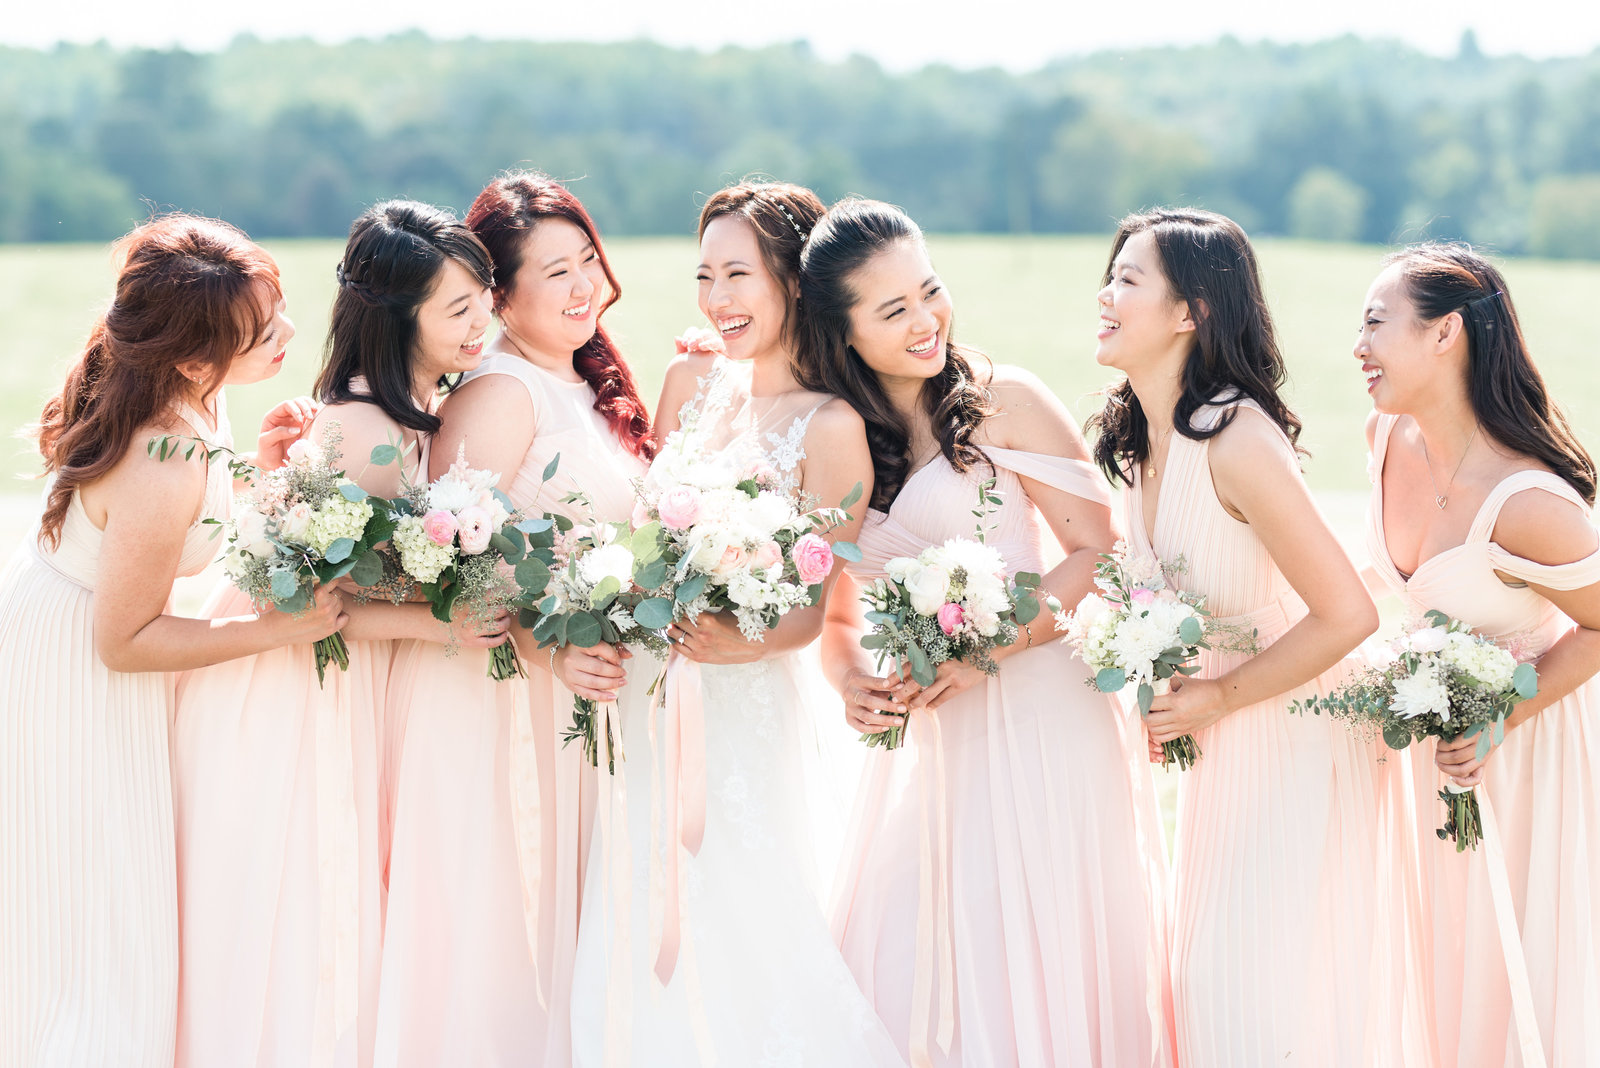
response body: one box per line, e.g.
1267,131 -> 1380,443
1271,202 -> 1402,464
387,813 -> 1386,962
1110,614 -> 1173,682
304,493 -> 374,556
393,515 -> 457,584
578,543 -> 635,589
1391,662 -> 1452,720
937,538 -> 1006,583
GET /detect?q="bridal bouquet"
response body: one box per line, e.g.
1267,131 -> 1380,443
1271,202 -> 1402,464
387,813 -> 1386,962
856,479 -> 1055,749
1292,610 -> 1538,850
386,444 -> 553,681
1061,543 -> 1257,769
154,424 -> 394,684
631,403 -> 862,642
522,491 -> 671,773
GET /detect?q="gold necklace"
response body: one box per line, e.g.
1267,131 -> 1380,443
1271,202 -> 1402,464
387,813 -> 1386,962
1146,427 -> 1172,479
1421,425 -> 1479,510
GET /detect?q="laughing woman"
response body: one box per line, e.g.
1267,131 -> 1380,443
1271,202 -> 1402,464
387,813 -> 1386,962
373,173 -> 657,1066
171,201 -> 504,1068
0,215 -> 345,1067
1088,208 -> 1388,1066
807,198 -> 1174,1067
1358,244 -> 1600,1067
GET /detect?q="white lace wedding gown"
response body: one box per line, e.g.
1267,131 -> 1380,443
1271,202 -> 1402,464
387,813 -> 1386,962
569,362 -> 904,1066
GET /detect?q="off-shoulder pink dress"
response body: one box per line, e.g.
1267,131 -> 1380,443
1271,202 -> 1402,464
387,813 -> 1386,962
1,399 -> 232,1067
373,351 -> 647,1066
833,446 -> 1175,1067
1368,413 -> 1600,1067
1136,399 -> 1393,1066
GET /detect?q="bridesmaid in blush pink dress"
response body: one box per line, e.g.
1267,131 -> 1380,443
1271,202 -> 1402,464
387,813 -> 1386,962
372,174 -> 657,1066
1087,209 -> 1393,1066
172,202 -> 503,1068
0,216 -> 345,1068
804,199 -> 1174,1067
1358,244 -> 1600,1067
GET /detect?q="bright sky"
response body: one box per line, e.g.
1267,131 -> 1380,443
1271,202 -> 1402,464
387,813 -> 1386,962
4,0 -> 1598,69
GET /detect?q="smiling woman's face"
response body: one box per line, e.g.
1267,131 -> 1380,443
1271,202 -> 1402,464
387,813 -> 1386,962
413,256 -> 494,382
842,238 -> 952,388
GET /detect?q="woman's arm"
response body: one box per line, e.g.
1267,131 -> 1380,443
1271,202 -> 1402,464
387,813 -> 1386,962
1146,408 -> 1379,744
93,431 -> 346,673
651,355 -> 714,446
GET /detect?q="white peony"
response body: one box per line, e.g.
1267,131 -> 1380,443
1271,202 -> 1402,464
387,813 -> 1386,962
1391,662 -> 1452,720
578,544 -> 636,589
884,556 -> 918,586
1406,625 -> 1450,654
746,491 -> 797,534
904,564 -> 953,617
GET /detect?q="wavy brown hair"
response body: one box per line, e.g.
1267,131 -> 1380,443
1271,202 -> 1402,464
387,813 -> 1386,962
1086,207 -> 1303,486
797,197 -> 995,510
468,171 -> 655,459
697,180 -> 826,367
1388,242 -> 1595,504
33,214 -> 280,549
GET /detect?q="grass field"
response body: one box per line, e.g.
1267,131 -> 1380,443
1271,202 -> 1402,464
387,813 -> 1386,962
1,233 -> 1597,509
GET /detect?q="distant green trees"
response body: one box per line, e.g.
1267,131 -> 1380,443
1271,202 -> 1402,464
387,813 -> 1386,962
2,35 -> 1600,256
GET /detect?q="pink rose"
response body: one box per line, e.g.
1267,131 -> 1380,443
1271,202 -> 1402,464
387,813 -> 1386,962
937,601 -> 965,636
631,498 -> 652,529
422,508 -> 458,547
457,506 -> 493,555
791,533 -> 834,585
675,326 -> 727,357
657,486 -> 703,531
714,543 -> 749,578
742,460 -> 779,487
752,540 -> 783,571
1131,587 -> 1155,606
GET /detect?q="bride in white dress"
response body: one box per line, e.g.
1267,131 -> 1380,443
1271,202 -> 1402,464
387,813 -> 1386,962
569,182 -> 903,1066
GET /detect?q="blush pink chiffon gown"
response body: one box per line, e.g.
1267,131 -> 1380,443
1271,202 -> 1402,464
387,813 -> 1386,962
373,350 -> 646,1066
1368,413 -> 1600,1067
1,399 -> 231,1067
1133,398 -> 1394,1066
832,442 -> 1175,1067
172,404 -> 425,1068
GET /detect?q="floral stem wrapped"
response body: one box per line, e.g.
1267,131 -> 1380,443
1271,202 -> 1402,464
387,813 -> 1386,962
1292,609 -> 1538,851
150,424 -> 396,686
1061,542 -> 1258,770
857,478 -> 1057,750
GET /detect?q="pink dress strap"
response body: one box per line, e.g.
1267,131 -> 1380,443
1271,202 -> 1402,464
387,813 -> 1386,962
1470,470 -> 1600,590
984,446 -> 1111,507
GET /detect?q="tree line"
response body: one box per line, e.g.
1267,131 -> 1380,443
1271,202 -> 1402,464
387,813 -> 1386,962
2,31 -> 1600,256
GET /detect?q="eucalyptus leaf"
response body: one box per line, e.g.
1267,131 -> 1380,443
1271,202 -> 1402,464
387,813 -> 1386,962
324,537 -> 355,564
369,444 -> 399,467
634,558 -> 669,590
517,516 -> 554,535
515,557 -> 550,589
1013,595 -> 1039,625
676,573 -> 708,603
632,597 -> 674,630
1095,666 -> 1126,693
338,482 -> 369,502
349,551 -> 385,587
832,540 -> 863,563
269,570 -> 299,600
567,612 -> 603,647
1382,723 -> 1412,751
905,641 -> 934,686
839,481 -> 863,511
1178,615 -> 1203,646
1136,681 -> 1155,715
541,453 -> 561,483
1513,662 -> 1538,699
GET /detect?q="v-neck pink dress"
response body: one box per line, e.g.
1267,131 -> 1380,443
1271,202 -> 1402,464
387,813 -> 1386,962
1130,398 -> 1394,1066
1368,412 -> 1600,1067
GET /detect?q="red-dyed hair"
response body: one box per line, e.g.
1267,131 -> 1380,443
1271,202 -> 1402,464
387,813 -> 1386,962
33,214 -> 281,548
466,172 -> 655,460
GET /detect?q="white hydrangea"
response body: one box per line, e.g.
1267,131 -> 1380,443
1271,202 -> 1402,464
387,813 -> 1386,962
393,514 -> 457,584
1440,632 -> 1516,691
1391,662 -> 1452,720
304,491 -> 373,556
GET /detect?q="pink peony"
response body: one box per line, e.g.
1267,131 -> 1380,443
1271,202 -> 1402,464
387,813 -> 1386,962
1131,587 -> 1156,606
791,533 -> 835,585
742,460 -> 779,487
675,326 -> 728,357
456,506 -> 493,555
752,539 -> 783,571
422,508 -> 459,547
657,486 -> 703,531
937,601 -> 965,636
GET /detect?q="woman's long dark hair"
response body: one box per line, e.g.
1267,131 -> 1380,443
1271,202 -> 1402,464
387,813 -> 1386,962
34,214 -> 280,548
1390,242 -> 1595,504
467,171 -> 655,459
1086,207 -> 1302,486
798,198 -> 995,511
316,200 -> 493,434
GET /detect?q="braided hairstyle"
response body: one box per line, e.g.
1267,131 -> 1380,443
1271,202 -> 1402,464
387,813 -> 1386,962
316,200 -> 494,434
467,172 -> 655,459
34,214 -> 280,548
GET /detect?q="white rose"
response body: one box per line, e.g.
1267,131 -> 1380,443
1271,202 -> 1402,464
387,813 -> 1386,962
578,543 -> 636,589
278,501 -> 314,541
688,525 -> 736,573
904,564 -> 952,617
233,506 -> 276,558
884,556 -> 918,585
